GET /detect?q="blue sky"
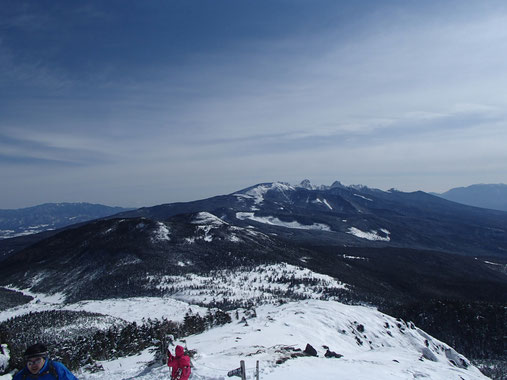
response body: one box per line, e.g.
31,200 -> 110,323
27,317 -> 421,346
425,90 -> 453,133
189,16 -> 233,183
1,1 -> 507,208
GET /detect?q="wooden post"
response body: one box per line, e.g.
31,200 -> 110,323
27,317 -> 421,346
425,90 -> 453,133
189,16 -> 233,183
240,360 -> 246,380
256,360 -> 259,380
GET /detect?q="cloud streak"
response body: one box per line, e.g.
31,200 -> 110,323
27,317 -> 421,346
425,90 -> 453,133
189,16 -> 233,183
1,1 -> 506,208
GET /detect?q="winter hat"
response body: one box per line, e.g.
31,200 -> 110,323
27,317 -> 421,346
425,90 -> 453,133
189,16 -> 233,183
24,343 -> 48,360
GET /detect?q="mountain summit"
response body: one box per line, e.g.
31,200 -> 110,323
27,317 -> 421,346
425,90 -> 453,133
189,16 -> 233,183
108,181 -> 507,258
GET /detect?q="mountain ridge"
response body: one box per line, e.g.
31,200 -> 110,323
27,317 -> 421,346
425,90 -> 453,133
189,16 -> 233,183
0,202 -> 133,240
433,183 -> 507,211
0,181 -> 505,377
112,181 -> 507,258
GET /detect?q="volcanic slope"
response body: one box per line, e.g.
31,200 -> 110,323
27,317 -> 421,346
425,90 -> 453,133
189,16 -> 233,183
113,181 -> 507,257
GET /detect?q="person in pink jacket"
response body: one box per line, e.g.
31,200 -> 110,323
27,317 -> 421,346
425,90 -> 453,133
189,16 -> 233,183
167,345 -> 191,380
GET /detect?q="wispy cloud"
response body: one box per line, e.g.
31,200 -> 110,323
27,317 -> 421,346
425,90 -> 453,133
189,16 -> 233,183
1,1 -> 507,207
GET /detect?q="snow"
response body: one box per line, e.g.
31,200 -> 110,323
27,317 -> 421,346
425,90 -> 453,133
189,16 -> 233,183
152,222 -> 170,242
5,299 -> 482,380
228,234 -> 241,243
234,183 -> 295,205
151,263 -> 348,305
341,254 -> 368,261
347,227 -> 391,242
322,199 -> 333,210
181,300 -> 486,380
0,230 -> 15,239
0,227 -> 55,239
196,225 -> 215,241
103,226 -> 116,235
483,260 -> 503,266
0,344 -> 9,374
312,198 -> 333,210
77,348 -> 160,380
0,290 -> 205,324
236,212 -> 331,231
192,212 -> 227,226
354,194 -> 373,201
0,277 -> 488,380
188,212 -> 242,243
64,297 -> 206,323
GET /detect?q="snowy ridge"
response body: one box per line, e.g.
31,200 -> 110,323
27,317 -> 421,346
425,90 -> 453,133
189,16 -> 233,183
187,212 -> 247,243
74,300 -> 487,380
192,212 -> 228,226
0,267 -> 489,380
236,212 -> 331,232
234,182 -> 295,205
148,263 -> 348,306
181,300 -> 486,380
353,194 -> 373,201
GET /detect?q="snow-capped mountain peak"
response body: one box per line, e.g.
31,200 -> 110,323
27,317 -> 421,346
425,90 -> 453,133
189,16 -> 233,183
234,182 -> 296,205
299,179 -> 314,190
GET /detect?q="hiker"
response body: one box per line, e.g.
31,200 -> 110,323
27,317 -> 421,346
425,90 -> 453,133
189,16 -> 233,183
167,345 -> 191,380
13,343 -> 78,380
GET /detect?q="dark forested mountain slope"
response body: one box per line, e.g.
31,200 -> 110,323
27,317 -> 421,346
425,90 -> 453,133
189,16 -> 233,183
114,181 -> 507,257
2,181 -> 507,261
0,212 -> 308,301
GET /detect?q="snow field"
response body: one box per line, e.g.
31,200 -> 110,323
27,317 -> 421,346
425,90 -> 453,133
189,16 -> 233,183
347,227 -> 391,241
183,300 -> 487,380
151,263 -> 348,305
0,264 -> 488,380
236,212 -> 331,231
0,292 -> 206,324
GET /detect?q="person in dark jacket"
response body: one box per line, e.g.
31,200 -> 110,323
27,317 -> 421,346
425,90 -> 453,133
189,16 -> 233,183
167,345 -> 191,380
13,343 -> 78,380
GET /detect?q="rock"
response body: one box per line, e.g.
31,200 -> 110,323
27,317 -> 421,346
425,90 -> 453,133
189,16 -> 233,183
421,347 -> 438,362
445,348 -> 468,369
324,349 -> 343,359
303,344 -> 318,357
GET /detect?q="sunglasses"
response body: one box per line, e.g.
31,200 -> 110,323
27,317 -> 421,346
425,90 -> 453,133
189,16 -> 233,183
27,357 -> 44,366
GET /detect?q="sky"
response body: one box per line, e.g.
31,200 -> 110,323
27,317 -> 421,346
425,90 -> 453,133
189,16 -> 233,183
1,0 -> 507,209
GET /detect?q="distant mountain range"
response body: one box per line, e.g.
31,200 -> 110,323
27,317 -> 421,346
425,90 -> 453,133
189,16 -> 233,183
0,203 -> 132,240
111,180 -> 507,257
1,180 -> 506,301
0,180 -> 506,373
433,183 -> 507,211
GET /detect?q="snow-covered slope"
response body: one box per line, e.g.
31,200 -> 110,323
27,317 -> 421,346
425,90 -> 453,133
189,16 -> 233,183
0,292 -> 207,324
2,263 -> 347,322
150,263 -> 347,306
0,266 -> 489,380
73,300 -> 487,380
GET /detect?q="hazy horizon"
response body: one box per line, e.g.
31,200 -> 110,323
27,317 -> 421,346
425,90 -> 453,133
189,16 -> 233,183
2,180 -> 506,210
